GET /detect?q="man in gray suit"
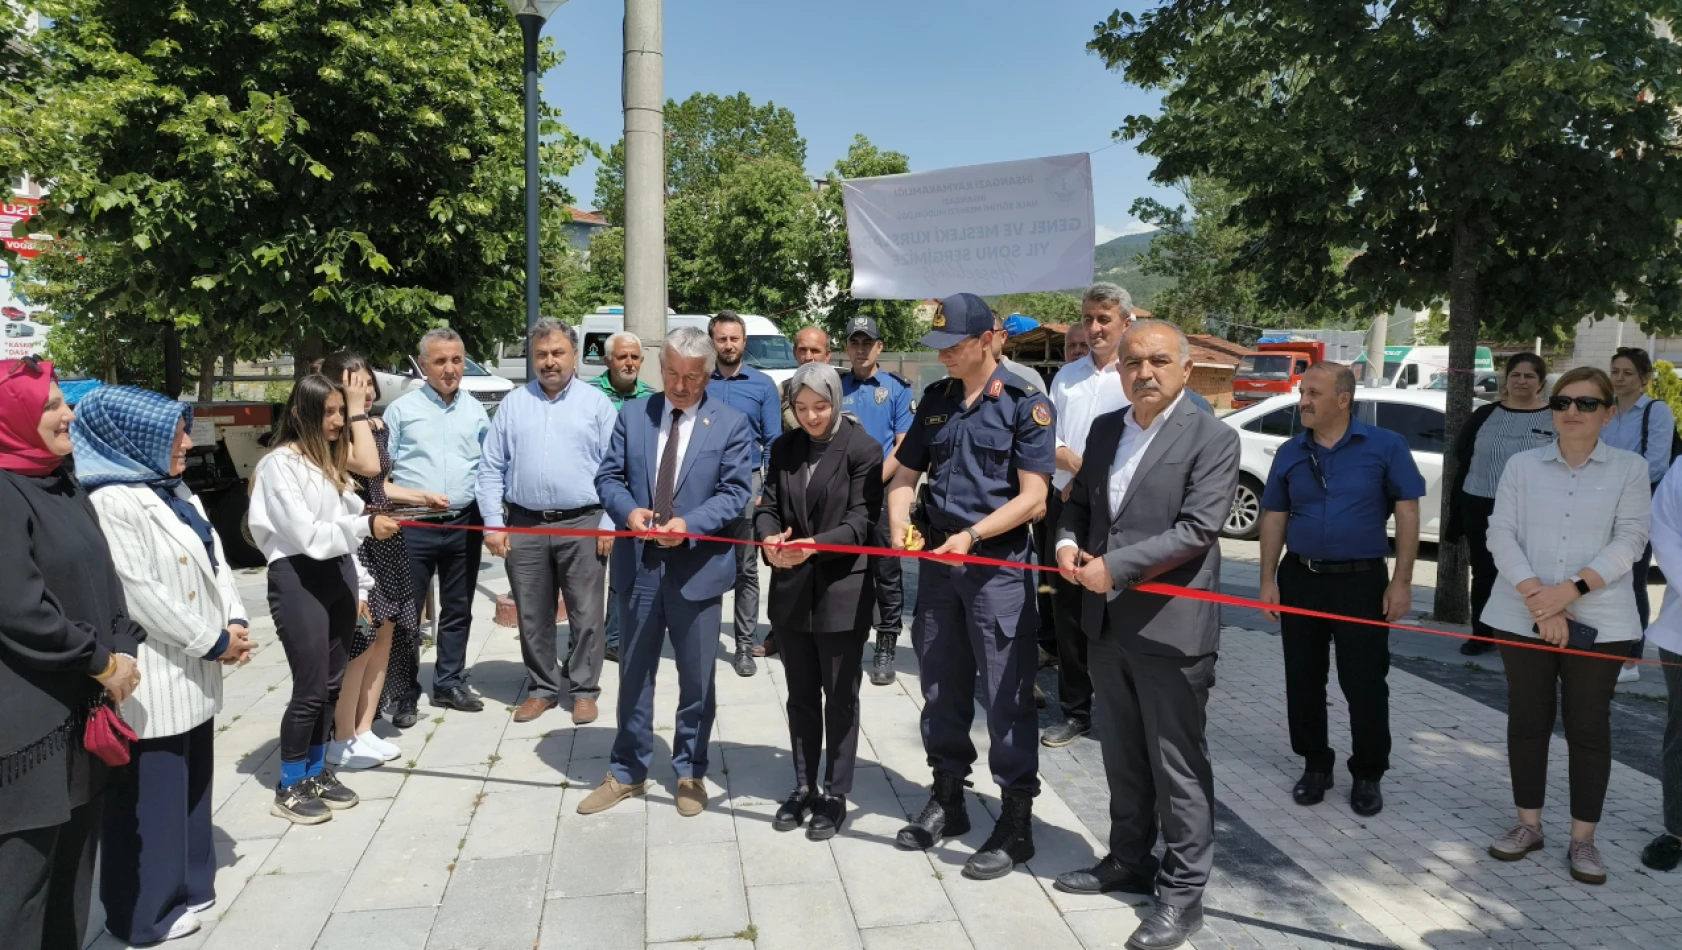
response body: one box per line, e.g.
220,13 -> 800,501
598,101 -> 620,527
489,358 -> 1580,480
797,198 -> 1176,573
1052,320 -> 1240,950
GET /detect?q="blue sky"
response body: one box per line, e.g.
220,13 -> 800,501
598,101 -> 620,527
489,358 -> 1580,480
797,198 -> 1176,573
537,0 -> 1170,242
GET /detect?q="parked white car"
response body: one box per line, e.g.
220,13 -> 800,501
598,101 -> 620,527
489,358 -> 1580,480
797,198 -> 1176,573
1221,389 -> 1449,543
373,355 -> 514,412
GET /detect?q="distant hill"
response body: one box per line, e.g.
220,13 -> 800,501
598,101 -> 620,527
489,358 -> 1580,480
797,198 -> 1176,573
1094,230 -> 1173,309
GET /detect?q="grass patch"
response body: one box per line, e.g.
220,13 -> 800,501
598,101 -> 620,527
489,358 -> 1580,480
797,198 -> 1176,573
732,926 -> 759,942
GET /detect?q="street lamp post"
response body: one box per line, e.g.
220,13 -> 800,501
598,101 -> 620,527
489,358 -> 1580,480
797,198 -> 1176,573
506,0 -> 570,338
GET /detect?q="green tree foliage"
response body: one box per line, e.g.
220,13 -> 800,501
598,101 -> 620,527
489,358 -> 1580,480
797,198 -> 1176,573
987,292 -> 1082,326
11,0 -> 586,386
1092,2 -> 1682,621
1650,363 -> 1682,438
1131,179 -> 1366,342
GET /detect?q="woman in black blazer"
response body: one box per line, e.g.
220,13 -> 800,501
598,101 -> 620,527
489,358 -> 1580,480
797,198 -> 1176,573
756,362 -> 882,840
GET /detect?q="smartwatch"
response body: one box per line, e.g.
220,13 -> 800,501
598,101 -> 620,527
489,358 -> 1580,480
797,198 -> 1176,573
963,526 -> 983,547
1570,575 -> 1590,597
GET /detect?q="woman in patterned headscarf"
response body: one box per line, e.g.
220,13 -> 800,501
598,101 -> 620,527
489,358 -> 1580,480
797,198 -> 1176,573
0,360 -> 143,950
72,385 -> 252,945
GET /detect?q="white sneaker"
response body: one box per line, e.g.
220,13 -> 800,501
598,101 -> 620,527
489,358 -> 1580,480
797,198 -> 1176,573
164,909 -> 202,941
354,732 -> 401,762
1618,664 -> 1641,683
187,898 -> 215,913
327,739 -> 383,771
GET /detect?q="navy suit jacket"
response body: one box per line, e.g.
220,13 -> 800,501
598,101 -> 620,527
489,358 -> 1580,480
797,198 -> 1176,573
596,392 -> 754,601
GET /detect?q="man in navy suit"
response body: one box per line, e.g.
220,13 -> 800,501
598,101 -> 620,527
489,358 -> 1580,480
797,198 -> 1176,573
579,326 -> 754,818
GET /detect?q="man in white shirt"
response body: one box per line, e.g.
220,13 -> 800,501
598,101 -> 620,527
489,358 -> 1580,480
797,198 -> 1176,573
1038,282 -> 1133,747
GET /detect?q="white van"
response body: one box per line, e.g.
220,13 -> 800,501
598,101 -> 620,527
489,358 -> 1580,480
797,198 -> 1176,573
1356,345 -> 1496,389
578,307 -> 798,386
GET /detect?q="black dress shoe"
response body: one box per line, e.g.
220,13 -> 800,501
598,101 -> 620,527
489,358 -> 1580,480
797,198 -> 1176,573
733,647 -> 757,678
1351,778 -> 1383,817
391,699 -> 419,730
431,686 -> 484,712
604,645 -> 619,664
1041,718 -> 1091,748
773,788 -> 813,832
807,794 -> 846,841
1293,770 -> 1333,806
1126,903 -> 1203,950
1460,638 -> 1494,656
1053,854 -> 1157,896
1641,833 -> 1682,871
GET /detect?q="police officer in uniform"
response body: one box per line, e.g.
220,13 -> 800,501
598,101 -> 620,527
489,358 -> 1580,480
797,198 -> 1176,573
840,316 -> 915,686
887,292 -> 1056,881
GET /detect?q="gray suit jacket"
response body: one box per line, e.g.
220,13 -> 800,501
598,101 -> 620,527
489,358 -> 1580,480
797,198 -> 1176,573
1056,396 -> 1240,658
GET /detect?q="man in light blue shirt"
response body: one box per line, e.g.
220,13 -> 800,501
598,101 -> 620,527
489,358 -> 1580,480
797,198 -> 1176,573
477,320 -> 617,724
384,328 -> 491,720
707,311 -> 782,676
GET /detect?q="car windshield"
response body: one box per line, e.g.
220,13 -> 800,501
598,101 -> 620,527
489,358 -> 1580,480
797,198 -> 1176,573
1383,360 -> 1404,382
742,335 -> 797,370
1237,355 -> 1292,380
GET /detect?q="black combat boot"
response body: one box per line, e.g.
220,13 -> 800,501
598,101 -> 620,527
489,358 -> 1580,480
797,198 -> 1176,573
869,634 -> 897,686
963,791 -> 1035,880
895,771 -> 970,850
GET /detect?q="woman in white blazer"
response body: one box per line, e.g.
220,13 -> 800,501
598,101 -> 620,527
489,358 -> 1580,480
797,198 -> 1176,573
70,386 -> 253,945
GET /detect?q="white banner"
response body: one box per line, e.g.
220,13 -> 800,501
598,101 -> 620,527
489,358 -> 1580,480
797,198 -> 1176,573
842,153 -> 1095,300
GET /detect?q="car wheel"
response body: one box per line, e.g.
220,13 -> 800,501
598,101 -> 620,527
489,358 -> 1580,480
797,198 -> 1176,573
211,490 -> 267,569
1223,475 -> 1263,541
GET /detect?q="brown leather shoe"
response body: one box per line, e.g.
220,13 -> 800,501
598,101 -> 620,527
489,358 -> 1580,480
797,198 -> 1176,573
675,777 -> 708,817
576,772 -> 646,815
752,631 -> 779,658
572,697 -> 599,725
513,698 -> 553,723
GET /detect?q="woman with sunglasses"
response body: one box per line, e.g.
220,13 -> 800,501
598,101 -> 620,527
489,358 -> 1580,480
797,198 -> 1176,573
1482,367 -> 1649,884
249,374 -> 399,823
0,359 -> 144,949
1444,354 -> 1555,656
1603,346 -> 1675,682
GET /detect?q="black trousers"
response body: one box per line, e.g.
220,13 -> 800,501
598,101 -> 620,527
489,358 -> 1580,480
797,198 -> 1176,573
780,627 -> 869,795
1044,492 -> 1091,723
99,720 -> 216,944
1459,491 -> 1500,646
870,516 -> 904,641
270,554 -> 359,763
403,504 -> 484,694
0,798 -> 101,950
1278,555 -> 1392,780
1499,630 -> 1625,822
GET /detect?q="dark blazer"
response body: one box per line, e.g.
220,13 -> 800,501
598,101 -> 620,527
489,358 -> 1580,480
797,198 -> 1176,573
595,392 -> 755,601
1057,395 -> 1240,658
754,417 -> 882,634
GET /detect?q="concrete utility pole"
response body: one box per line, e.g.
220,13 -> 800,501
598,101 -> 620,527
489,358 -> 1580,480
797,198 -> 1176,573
623,0 -> 666,387
1363,307 -> 1392,387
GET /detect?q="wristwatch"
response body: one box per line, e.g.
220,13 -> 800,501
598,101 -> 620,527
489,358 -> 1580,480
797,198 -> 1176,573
1570,575 -> 1590,597
963,526 -> 983,546
349,413 -> 371,423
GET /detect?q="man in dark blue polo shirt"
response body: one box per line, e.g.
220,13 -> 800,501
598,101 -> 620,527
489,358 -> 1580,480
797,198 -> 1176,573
1257,362 -> 1424,819
840,315 -> 915,685
708,311 -> 784,676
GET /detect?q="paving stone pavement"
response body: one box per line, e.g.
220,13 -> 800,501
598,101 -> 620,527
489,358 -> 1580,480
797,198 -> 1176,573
80,548 -> 1677,950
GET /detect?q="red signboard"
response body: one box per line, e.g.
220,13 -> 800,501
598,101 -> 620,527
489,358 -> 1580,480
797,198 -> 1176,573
1,197 -> 46,259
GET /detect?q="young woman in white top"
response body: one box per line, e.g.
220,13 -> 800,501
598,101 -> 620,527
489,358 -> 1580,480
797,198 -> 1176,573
1482,367 -> 1650,885
248,374 -> 398,824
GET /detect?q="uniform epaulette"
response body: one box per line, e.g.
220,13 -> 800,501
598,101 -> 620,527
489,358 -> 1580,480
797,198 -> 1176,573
885,371 -> 912,389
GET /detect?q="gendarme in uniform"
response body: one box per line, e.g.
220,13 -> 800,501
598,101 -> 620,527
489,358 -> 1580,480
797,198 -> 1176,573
890,292 -> 1055,881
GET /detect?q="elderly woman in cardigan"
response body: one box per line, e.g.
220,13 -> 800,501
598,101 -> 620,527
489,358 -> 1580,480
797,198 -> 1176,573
72,386 -> 251,945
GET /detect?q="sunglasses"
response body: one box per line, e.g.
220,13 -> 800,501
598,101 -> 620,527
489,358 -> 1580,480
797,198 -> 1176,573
1305,449 -> 1329,492
3,354 -> 45,382
1548,395 -> 1608,413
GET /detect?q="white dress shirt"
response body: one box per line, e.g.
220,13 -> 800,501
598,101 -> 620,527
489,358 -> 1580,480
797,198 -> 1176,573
1482,441 -> 1650,642
248,446 -> 374,595
1642,458 -> 1682,654
1057,392 -> 1183,552
655,403 -> 699,480
1049,354 -> 1130,490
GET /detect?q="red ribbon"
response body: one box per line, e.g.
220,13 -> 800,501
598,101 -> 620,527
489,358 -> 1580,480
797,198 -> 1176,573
399,520 -> 1679,668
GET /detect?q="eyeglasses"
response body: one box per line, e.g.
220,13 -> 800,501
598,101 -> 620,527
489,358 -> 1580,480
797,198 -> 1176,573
1549,395 -> 1608,413
1304,449 -> 1329,492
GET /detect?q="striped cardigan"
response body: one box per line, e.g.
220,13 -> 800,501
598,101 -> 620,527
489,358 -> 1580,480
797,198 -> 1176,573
89,484 -> 248,739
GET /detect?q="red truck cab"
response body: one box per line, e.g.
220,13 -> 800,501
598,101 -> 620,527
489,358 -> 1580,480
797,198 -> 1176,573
1231,339 -> 1327,407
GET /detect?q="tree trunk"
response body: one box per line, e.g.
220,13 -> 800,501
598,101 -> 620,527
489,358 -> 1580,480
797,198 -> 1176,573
293,332 -> 325,380
1432,218 -> 1481,624
196,348 -> 218,402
